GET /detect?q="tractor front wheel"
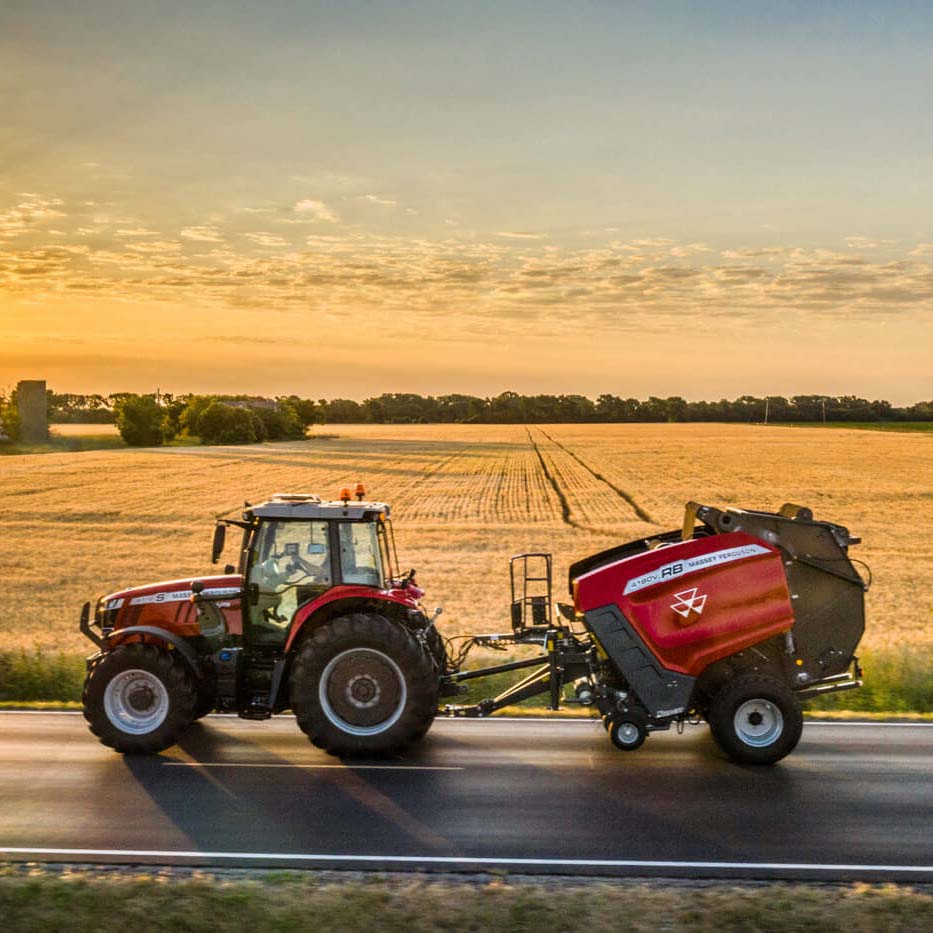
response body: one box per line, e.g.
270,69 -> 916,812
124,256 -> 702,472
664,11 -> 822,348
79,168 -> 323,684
708,673 -> 803,765
290,613 -> 438,756
191,686 -> 215,721
83,643 -> 197,753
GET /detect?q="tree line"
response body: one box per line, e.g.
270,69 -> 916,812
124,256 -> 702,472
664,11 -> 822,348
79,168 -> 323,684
38,389 -> 933,426
112,394 -> 317,446
2,389 -> 931,447
318,392 -> 933,425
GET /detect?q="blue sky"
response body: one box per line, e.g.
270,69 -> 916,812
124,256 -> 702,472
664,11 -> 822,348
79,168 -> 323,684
2,2 -> 931,400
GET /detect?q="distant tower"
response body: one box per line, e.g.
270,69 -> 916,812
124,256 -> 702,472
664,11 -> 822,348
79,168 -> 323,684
17,380 -> 48,442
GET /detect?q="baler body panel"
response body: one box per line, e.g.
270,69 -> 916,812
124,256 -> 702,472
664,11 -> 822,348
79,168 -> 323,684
696,507 -> 866,679
575,532 -> 794,677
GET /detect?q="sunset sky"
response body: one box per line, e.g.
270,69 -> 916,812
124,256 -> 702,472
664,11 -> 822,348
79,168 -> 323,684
2,2 -> 932,402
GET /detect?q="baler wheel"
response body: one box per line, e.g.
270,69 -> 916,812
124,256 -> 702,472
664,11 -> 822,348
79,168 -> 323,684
608,715 -> 647,751
708,673 -> 803,765
290,613 -> 438,756
83,643 -> 197,753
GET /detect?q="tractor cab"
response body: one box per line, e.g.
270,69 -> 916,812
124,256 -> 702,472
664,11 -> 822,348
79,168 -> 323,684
214,490 -> 405,647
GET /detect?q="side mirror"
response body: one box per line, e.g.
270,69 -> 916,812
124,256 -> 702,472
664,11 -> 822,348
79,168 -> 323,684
211,523 -> 226,564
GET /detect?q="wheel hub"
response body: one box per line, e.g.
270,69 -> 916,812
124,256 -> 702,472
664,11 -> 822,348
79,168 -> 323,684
319,648 -> 407,736
128,684 -> 156,712
734,698 -> 783,747
347,674 -> 381,708
103,668 -> 170,735
617,722 -> 640,744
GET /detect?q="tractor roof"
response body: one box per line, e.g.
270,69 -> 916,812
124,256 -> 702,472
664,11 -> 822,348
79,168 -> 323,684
246,492 -> 391,522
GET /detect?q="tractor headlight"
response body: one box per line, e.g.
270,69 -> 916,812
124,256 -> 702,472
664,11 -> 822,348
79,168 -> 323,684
96,599 -> 119,633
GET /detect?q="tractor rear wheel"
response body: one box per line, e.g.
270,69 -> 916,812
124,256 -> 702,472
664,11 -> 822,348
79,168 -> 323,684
424,625 -> 448,674
290,613 -> 438,756
83,643 -> 197,753
708,673 -> 803,765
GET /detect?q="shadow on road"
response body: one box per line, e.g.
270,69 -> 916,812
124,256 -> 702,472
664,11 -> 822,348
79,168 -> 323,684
121,719 -> 459,856
116,716 -> 824,864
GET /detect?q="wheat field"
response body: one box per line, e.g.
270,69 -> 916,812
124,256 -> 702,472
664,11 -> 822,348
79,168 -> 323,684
1,423 -> 930,654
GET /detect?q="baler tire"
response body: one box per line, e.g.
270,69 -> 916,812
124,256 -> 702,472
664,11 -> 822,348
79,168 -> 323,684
608,716 -> 647,751
82,643 -> 197,754
290,613 -> 438,757
708,673 -> 803,765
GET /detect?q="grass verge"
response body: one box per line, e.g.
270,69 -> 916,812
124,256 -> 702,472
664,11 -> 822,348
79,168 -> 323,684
0,434 -> 212,455
0,435 -> 127,455
1,868 -> 931,932
2,646 -> 930,715
0,650 -> 86,703
803,646 -> 933,715
778,421 -> 933,434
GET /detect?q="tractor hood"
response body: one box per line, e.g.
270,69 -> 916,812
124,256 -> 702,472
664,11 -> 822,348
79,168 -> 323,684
101,575 -> 243,612
98,575 -> 245,639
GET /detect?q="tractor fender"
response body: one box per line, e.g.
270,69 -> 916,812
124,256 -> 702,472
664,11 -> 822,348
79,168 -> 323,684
105,625 -> 202,678
285,589 -> 422,653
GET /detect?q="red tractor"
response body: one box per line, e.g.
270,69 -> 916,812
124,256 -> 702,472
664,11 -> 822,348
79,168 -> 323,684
81,492 -> 866,765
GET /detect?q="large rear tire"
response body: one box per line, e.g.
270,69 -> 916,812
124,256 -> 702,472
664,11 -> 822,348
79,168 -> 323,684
708,673 -> 803,765
290,613 -> 438,756
83,643 -> 197,753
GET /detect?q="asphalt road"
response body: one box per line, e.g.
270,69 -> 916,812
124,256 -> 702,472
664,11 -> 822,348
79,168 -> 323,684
1,712 -> 931,881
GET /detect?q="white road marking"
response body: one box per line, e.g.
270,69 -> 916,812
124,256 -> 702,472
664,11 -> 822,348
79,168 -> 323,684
804,721 -> 933,728
0,710 -> 85,715
163,762 -> 462,771
0,847 -> 930,874
436,718 -> 933,728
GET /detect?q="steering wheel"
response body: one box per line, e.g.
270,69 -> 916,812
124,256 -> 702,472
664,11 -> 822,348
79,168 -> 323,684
283,554 -> 328,585
284,567 -> 313,583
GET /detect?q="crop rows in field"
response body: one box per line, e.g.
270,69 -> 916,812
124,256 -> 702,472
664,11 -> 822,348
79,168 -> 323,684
364,427 -> 658,530
392,444 -> 562,526
1,423 -> 929,652
527,428 -> 656,532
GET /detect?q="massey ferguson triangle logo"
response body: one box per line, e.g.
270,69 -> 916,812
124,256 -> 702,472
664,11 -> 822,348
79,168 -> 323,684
671,587 -> 707,619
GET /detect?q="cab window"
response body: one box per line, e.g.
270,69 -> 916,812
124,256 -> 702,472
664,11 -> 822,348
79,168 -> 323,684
337,522 -> 383,587
248,520 -> 332,639
251,520 -> 332,589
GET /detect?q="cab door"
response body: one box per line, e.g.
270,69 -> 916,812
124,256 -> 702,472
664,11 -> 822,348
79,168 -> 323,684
246,519 -> 334,645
